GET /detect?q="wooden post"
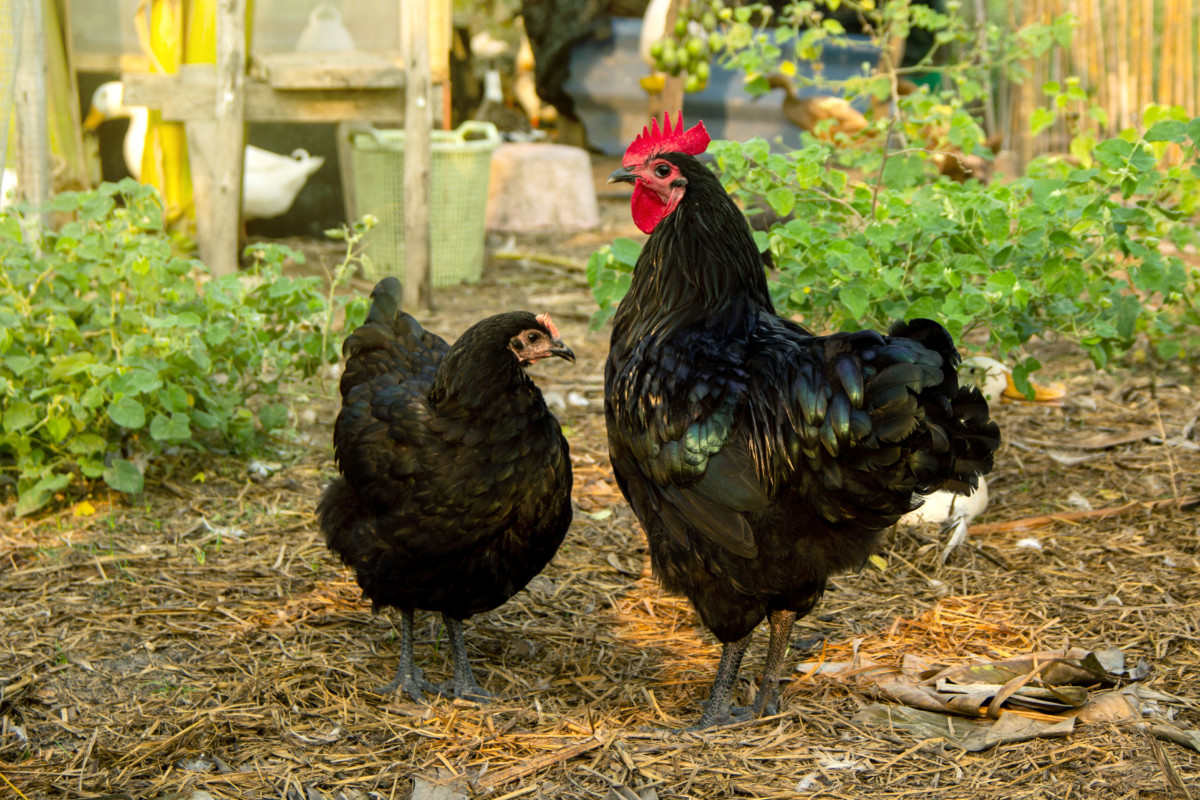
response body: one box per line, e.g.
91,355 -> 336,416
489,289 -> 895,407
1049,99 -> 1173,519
650,0 -> 686,118
210,0 -> 246,276
14,0 -> 50,221
403,0 -> 433,310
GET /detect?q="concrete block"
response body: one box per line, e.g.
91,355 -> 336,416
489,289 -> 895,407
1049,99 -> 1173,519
486,142 -> 599,232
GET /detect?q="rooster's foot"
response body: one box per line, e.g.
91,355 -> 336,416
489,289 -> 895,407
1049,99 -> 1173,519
436,679 -> 494,704
682,705 -> 756,733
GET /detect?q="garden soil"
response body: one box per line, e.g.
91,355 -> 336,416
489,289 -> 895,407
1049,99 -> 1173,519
2,159 -> 1199,800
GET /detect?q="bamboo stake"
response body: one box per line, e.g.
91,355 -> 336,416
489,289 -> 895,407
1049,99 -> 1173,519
1158,0 -> 1175,105
1116,0 -> 1129,129
1178,0 -> 1185,110
1140,0 -> 1151,116
1079,0 -> 1094,102
1190,0 -> 1197,115
1028,0 -> 1043,161
1053,0 -> 1066,149
1106,0 -> 1119,131
1129,0 -> 1141,119
1185,0 -> 1195,115
1092,0 -> 1109,133
1180,0 -> 1194,113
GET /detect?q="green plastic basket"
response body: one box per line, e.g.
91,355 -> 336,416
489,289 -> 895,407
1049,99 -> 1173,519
350,121 -> 501,286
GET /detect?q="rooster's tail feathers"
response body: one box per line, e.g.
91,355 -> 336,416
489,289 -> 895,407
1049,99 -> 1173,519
940,385 -> 1001,493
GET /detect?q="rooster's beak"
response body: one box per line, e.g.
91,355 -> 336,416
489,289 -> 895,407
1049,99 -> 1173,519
549,341 -> 576,363
608,166 -> 636,184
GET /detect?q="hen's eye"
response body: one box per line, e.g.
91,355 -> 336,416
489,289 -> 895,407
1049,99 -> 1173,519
654,163 -> 671,178
527,332 -> 540,343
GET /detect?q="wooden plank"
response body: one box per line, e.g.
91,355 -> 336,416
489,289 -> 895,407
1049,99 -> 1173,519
251,52 -> 404,90
14,0 -> 50,218
429,0 -> 452,84
403,0 -> 433,310
209,0 -> 247,276
335,121 -> 361,223
122,72 -> 409,123
649,0 -> 685,120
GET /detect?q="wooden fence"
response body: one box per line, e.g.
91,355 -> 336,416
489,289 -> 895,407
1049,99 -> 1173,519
996,0 -> 1198,164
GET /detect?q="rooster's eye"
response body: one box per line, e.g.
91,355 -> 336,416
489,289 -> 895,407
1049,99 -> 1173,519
654,163 -> 671,178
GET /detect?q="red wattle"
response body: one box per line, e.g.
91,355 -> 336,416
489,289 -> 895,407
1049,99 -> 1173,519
631,182 -> 666,234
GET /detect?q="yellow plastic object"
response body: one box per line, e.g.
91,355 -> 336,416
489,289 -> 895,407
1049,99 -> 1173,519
134,0 -> 253,227
349,121 -> 502,286
137,0 -> 193,225
639,74 -> 666,94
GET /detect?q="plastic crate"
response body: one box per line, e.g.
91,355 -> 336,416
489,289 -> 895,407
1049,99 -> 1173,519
350,121 -> 501,286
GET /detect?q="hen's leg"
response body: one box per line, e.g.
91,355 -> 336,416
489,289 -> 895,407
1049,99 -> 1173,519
375,608 -> 437,699
752,609 -> 797,716
441,614 -> 493,703
688,634 -> 752,731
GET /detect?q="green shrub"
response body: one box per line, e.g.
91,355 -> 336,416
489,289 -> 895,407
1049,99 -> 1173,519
0,180 -> 360,515
590,0 -> 1199,388
588,118 -> 1200,393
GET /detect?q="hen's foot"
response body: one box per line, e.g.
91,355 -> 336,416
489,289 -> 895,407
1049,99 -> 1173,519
373,667 -> 439,701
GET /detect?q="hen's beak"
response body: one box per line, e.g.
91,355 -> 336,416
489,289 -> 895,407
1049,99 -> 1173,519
608,166 -> 636,184
83,107 -> 105,132
549,340 -> 576,363
1001,372 -> 1067,406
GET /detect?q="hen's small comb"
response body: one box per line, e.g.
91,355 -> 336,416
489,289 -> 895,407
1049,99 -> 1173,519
536,312 -> 561,339
622,111 -> 710,166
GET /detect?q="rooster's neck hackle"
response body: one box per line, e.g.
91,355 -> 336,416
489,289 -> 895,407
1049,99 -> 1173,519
618,153 -> 775,344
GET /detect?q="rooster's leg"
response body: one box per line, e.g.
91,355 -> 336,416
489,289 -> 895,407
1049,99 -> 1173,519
375,608 -> 437,700
752,609 -> 798,716
687,634 -> 752,731
441,614 -> 493,703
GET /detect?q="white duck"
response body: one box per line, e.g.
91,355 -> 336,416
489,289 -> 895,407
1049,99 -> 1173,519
84,81 -> 324,221
900,356 -> 1066,562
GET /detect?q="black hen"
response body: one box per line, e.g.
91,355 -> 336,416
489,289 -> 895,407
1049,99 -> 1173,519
605,114 -> 1001,729
318,277 -> 575,701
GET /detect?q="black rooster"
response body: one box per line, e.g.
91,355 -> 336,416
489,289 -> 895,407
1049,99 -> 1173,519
605,114 -> 1001,729
318,277 -> 575,701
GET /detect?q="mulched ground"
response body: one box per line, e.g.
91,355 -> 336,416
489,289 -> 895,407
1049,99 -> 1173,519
3,181 -> 1199,800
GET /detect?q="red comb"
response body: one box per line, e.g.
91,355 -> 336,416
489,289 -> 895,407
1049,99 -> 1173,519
622,111 -> 710,166
536,312 -> 561,339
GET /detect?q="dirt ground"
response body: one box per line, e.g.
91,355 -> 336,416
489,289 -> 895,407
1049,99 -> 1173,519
3,172 -> 1200,800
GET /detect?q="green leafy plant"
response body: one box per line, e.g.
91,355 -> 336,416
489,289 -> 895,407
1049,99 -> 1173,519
0,180 -> 356,515
594,1 -> 1200,388
589,118 -> 1200,392
649,0 -> 1076,183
